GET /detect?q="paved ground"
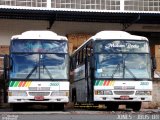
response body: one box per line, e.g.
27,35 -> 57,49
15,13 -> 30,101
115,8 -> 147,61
0,108 -> 160,120
0,104 -> 160,120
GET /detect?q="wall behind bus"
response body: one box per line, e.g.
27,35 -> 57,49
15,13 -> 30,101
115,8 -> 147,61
0,19 -> 48,45
1,19 -> 160,45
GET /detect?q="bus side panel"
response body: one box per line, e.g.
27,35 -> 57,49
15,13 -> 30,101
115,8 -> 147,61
74,79 -> 87,102
73,65 -> 88,103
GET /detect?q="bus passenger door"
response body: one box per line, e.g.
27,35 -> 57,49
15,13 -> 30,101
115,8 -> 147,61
85,46 -> 93,102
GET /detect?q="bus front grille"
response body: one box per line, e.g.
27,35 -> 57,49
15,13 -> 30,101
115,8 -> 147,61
114,91 -> 134,95
29,87 -> 50,91
28,92 -> 50,96
114,86 -> 135,90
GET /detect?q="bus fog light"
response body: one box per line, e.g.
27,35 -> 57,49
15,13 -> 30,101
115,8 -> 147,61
95,90 -> 113,95
135,91 -> 152,95
8,91 -> 27,96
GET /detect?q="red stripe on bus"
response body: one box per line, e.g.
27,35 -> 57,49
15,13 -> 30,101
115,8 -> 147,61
103,81 -> 107,86
18,81 -> 23,87
22,81 -> 26,87
106,81 -> 110,86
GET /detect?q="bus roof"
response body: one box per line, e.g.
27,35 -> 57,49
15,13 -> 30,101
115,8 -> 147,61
11,30 -> 68,41
92,31 -> 148,41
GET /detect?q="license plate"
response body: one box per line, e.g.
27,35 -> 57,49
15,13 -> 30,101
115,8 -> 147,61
120,96 -> 129,100
34,96 -> 44,101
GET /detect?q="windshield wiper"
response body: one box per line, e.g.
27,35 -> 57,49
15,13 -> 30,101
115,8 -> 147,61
111,63 -> 121,78
123,55 -> 137,79
26,65 -> 38,79
26,64 -> 54,80
124,65 -> 137,79
43,65 -> 54,80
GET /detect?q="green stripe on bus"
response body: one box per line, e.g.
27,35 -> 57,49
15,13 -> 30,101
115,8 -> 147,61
14,81 -> 19,87
13,81 -> 17,87
99,80 -> 104,86
95,80 -> 99,86
9,81 -> 15,87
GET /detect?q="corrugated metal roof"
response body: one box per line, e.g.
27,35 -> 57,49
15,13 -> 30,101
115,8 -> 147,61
1,5 -> 160,14
0,5 -> 160,24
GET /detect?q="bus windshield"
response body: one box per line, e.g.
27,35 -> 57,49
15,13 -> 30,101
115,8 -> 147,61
10,54 -> 68,80
95,40 -> 151,79
10,39 -> 68,80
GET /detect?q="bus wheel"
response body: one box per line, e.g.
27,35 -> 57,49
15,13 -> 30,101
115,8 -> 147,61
106,103 -> 119,111
132,102 -> 142,111
12,103 -> 24,111
48,104 -> 54,111
12,104 -> 18,111
54,103 -> 64,111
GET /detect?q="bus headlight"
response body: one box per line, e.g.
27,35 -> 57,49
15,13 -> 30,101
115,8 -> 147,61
135,91 -> 152,95
51,91 -> 69,96
95,90 -> 113,95
8,91 -> 27,96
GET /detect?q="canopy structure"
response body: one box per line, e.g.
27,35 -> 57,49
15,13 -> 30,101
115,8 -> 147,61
0,6 -> 160,27
0,7 -> 160,24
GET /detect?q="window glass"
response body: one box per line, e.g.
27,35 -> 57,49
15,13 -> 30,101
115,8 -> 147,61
11,40 -> 67,53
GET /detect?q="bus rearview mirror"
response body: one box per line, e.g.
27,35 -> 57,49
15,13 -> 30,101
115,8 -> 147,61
151,57 -> 156,70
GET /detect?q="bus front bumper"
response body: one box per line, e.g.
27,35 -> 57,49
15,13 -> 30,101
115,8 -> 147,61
8,96 -> 69,103
94,95 -> 152,102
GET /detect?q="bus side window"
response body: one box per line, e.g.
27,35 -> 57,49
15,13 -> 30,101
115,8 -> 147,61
86,42 -> 92,57
72,55 -> 77,69
77,52 -> 80,65
81,48 -> 84,64
73,57 -> 75,69
83,46 -> 86,61
76,54 -> 78,66
88,42 -> 94,68
70,57 -> 74,70
79,50 -> 83,64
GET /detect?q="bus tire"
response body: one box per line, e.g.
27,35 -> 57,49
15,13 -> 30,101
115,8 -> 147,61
12,103 -> 24,111
54,103 -> 64,111
48,103 -> 54,111
132,102 -> 142,111
106,103 -> 119,111
12,104 -> 18,111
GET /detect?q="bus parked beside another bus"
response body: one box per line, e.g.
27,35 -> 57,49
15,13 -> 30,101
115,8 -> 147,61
70,31 -> 156,111
7,31 -> 69,110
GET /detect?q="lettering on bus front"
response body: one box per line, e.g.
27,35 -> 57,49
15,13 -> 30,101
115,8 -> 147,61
50,82 -> 60,86
140,82 -> 149,85
95,40 -> 149,53
105,43 -> 140,49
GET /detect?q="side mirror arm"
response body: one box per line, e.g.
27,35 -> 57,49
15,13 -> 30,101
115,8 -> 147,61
151,56 -> 156,71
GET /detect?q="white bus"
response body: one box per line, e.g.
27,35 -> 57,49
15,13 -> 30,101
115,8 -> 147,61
70,31 -> 155,111
8,31 -> 69,110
